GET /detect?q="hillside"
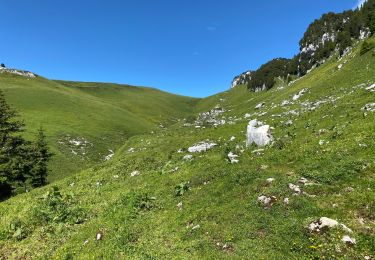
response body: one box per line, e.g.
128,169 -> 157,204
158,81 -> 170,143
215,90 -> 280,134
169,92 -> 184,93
0,74 -> 198,181
0,34 -> 374,258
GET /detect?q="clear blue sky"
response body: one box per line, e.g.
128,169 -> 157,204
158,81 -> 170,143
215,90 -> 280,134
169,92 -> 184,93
0,0 -> 361,97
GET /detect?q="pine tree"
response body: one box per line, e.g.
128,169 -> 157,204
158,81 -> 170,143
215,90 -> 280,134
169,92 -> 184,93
30,128 -> 52,187
0,90 -> 26,199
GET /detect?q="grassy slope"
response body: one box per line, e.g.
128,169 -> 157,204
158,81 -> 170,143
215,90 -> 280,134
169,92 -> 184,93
0,38 -> 375,258
0,76 -> 198,181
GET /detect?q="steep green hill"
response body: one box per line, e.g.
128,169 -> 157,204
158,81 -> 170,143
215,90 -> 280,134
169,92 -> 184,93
0,75 -> 198,181
1,36 -> 374,258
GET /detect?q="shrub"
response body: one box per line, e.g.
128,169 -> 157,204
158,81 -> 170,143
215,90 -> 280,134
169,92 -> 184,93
131,193 -> 157,211
7,219 -> 28,241
360,40 -> 375,55
33,186 -> 86,225
175,181 -> 190,196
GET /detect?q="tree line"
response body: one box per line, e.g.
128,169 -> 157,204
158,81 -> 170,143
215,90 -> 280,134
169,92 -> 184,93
0,91 -> 52,200
248,0 -> 375,91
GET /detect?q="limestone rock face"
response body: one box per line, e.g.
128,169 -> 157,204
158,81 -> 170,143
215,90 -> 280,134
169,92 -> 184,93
246,119 -> 273,147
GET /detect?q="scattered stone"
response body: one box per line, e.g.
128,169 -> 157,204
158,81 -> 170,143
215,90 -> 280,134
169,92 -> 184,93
229,136 -> 236,141
283,198 -> 290,205
227,152 -> 239,164
288,183 -> 301,194
361,103 -> 375,112
338,64 -> 343,70
96,231 -> 103,241
266,178 -> 275,184
257,195 -> 277,207
308,217 -> 353,233
104,150 -> 114,161
188,142 -> 217,153
192,224 -> 200,230
284,119 -> 293,126
298,177 -> 309,185
246,119 -> 273,147
130,170 -> 140,177
255,102 -> 265,109
177,202 -> 183,211
196,107 -> 226,126
183,154 -> 193,160
365,84 -> 375,92
252,149 -> 265,155
342,235 -> 356,246
292,89 -> 307,101
281,100 -> 291,106
260,165 -> 269,170
128,147 -> 135,153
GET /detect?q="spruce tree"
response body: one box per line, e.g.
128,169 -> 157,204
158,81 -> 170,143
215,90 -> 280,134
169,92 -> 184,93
30,128 -> 52,187
0,90 -> 26,198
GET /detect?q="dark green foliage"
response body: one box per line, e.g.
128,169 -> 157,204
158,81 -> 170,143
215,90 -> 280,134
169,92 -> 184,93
33,186 -> 86,224
30,128 -> 53,187
0,90 -> 27,198
246,0 -> 375,90
360,39 -> 375,55
247,58 -> 295,91
175,181 -> 190,196
0,91 -> 52,199
7,219 -> 28,241
131,193 -> 157,211
0,63 -> 5,68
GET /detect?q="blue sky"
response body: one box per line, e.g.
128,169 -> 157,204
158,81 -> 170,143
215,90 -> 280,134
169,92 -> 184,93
0,0 -> 362,97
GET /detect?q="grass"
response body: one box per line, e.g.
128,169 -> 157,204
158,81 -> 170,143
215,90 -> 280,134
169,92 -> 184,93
0,37 -> 374,258
0,76 -> 198,181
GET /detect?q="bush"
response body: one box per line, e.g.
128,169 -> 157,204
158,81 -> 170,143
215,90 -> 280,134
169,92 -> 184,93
175,181 -> 190,196
131,193 -> 157,211
360,40 -> 375,55
7,219 -> 28,241
33,186 -> 86,225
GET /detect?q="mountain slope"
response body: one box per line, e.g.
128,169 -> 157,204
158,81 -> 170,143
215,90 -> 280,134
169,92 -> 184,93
0,74 -> 198,181
1,36 -> 374,258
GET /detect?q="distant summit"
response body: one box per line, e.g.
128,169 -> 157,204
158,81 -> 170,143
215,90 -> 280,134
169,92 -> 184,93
0,64 -> 37,78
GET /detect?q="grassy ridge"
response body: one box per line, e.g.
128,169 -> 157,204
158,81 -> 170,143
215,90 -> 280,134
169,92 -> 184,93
0,75 -> 198,181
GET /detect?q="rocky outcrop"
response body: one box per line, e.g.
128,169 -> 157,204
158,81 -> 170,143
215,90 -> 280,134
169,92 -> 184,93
231,70 -> 252,88
0,66 -> 37,78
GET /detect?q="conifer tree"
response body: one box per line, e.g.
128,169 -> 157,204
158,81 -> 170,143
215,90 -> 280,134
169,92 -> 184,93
30,128 -> 52,187
0,90 -> 26,198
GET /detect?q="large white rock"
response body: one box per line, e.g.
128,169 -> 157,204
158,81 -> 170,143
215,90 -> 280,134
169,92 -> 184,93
308,217 -> 353,233
246,119 -> 273,147
188,142 -> 217,153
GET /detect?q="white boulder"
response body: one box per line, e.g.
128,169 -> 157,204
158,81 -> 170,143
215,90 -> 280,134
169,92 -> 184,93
246,119 -> 273,147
